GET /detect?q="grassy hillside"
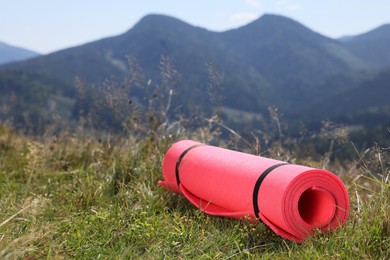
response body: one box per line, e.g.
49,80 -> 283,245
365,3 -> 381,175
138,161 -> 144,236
0,120 -> 389,258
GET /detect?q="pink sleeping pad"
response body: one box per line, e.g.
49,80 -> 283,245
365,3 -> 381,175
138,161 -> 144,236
159,140 -> 350,242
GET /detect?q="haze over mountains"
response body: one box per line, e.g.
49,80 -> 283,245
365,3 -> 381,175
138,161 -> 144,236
0,14 -> 389,141
0,41 -> 40,65
341,24 -> 390,69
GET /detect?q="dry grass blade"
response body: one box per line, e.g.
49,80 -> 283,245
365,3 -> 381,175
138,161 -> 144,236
0,204 -> 32,228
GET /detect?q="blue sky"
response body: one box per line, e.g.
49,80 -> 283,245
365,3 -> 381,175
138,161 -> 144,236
1,0 -> 390,54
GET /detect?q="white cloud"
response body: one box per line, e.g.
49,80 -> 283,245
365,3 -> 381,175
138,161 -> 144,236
277,0 -> 287,5
230,12 -> 258,24
276,0 -> 302,11
287,3 -> 302,10
245,0 -> 262,9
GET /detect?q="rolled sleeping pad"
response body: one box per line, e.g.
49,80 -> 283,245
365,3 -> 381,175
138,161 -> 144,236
159,140 -> 350,243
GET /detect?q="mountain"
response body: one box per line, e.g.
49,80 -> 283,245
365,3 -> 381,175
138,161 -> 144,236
0,14 -> 388,140
338,35 -> 356,42
299,67 -> 390,145
0,41 -> 40,65
302,68 -> 389,120
340,24 -> 390,69
220,14 -> 368,107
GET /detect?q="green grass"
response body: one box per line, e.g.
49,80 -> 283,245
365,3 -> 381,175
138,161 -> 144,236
0,125 -> 389,259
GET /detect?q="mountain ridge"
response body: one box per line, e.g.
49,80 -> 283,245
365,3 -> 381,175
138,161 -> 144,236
340,23 -> 390,69
0,41 -> 40,65
0,13 -> 388,139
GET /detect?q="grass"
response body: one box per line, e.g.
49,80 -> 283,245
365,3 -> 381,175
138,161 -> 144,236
0,123 -> 389,259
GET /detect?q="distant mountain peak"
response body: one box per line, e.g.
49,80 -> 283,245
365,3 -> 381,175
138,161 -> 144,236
377,23 -> 390,29
137,13 -> 182,23
364,23 -> 390,38
235,13 -> 316,34
249,13 -> 303,26
259,13 -> 296,21
130,13 -> 193,33
1,12 -> 389,136
223,12 -> 328,44
0,41 -> 40,65
340,22 -> 390,68
344,23 -> 390,41
365,23 -> 390,33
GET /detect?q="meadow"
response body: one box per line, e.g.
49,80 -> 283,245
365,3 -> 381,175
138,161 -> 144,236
0,117 -> 389,259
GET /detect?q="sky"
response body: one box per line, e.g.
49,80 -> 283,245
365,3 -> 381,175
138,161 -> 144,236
1,0 -> 390,54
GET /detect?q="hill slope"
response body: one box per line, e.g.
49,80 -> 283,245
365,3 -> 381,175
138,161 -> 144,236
0,41 -> 40,65
0,14 -> 387,135
221,14 -> 368,107
304,68 -> 390,123
341,24 -> 390,69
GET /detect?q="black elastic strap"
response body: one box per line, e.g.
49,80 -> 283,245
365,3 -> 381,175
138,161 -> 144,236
175,144 -> 203,187
253,163 -> 289,218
